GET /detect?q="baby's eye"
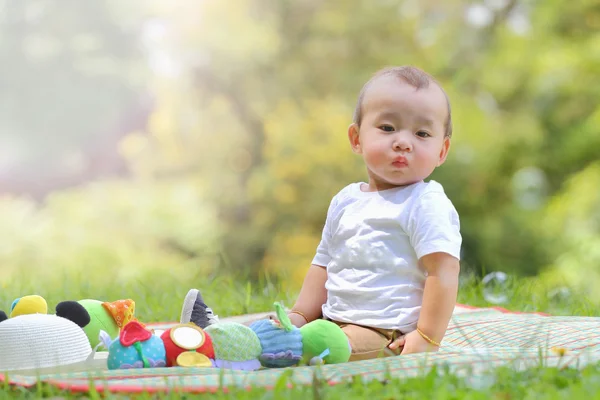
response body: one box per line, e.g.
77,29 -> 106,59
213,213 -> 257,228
416,131 -> 431,138
379,125 -> 395,132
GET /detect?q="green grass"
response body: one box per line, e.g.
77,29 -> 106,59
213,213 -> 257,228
4,362 -> 600,399
1,270 -> 598,399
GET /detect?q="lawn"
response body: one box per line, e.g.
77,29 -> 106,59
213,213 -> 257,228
1,271 -> 598,399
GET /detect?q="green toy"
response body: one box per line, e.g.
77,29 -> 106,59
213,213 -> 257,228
300,319 -> 352,365
78,299 -> 119,349
205,322 -> 263,370
251,302 -> 352,366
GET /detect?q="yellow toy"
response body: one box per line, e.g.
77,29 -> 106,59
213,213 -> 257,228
0,295 -> 140,351
0,295 -> 90,330
9,295 -> 48,318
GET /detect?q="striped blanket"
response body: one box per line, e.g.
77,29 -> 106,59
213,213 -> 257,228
2,304 -> 599,394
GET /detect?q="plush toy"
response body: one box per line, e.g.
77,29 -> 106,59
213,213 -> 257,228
0,294 -> 46,324
8,295 -> 48,318
299,319 -> 352,365
102,321 -> 214,369
0,295 -> 144,353
205,322 -> 263,370
250,318 -> 303,368
161,322 -> 215,367
104,302 -> 351,370
0,295 -> 91,329
250,303 -> 351,367
78,299 -> 143,349
55,301 -> 92,329
104,321 -> 167,369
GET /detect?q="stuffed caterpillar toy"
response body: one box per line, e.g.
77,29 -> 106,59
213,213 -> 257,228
103,302 -> 351,370
250,303 -> 352,368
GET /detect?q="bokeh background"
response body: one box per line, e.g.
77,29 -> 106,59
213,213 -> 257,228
1,0 -> 599,304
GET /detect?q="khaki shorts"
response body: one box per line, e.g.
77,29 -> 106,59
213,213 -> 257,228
329,319 -> 403,361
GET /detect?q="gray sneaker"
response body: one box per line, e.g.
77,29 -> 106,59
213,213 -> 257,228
180,289 -> 219,329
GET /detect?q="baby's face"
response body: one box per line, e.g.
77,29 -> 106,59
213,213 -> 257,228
349,76 -> 450,191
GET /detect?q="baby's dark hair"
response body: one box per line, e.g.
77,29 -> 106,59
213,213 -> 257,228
353,66 -> 453,138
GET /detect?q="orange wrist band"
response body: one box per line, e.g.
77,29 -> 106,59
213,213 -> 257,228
416,327 -> 441,347
289,310 -> 310,324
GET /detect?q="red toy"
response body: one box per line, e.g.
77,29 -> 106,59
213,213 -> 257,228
161,323 -> 214,367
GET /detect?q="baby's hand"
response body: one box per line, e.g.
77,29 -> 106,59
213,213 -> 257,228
243,313 -> 309,328
287,312 -> 309,328
389,330 -> 439,355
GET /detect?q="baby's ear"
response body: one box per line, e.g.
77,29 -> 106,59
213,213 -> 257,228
0,310 -> 7,322
348,123 -> 362,154
437,136 -> 451,166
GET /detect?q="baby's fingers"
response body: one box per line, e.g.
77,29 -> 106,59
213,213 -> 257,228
388,335 -> 406,350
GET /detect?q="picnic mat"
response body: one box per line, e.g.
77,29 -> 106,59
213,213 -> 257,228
1,304 -> 600,394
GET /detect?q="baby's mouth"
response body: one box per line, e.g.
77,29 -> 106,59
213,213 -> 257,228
392,158 -> 408,167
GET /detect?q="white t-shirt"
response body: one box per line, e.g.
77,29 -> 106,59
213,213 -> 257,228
312,180 -> 461,331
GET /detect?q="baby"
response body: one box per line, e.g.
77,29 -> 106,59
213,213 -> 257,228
182,65 -> 461,362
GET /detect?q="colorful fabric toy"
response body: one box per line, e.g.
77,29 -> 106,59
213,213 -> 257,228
102,321 -> 214,369
105,321 -> 167,369
250,319 -> 303,368
0,295 -> 141,351
8,295 -> 47,318
161,322 -> 214,367
205,322 -> 263,370
103,302 -> 351,370
300,319 -> 352,365
78,299 -> 143,349
78,299 -> 120,349
0,295 -> 91,330
251,302 -> 351,366
102,299 -> 141,329
250,303 -> 304,368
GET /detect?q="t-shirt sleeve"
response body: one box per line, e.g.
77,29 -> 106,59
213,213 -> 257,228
407,190 -> 462,260
311,195 -> 339,268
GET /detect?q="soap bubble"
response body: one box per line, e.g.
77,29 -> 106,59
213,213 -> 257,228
309,356 -> 325,366
482,272 -> 509,304
548,287 -> 571,305
465,4 -> 494,27
464,373 -> 496,390
511,166 -> 548,210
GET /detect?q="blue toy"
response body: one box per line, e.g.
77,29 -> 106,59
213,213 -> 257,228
250,303 -> 303,368
102,321 -> 166,369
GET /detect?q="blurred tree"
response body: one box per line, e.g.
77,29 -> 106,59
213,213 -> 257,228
127,0 -> 599,283
0,0 -> 149,197
3,0 -> 598,291
538,162 -> 600,301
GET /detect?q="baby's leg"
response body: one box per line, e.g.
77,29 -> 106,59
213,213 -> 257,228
338,323 -> 402,361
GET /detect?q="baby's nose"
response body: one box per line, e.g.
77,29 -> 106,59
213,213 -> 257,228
393,138 -> 412,151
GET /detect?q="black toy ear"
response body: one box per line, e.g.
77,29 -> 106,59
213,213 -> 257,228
56,301 -> 91,328
0,310 -> 7,323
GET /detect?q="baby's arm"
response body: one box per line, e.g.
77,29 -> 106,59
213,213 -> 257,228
390,252 -> 459,354
288,264 -> 328,327
415,252 -> 460,344
390,187 -> 461,354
